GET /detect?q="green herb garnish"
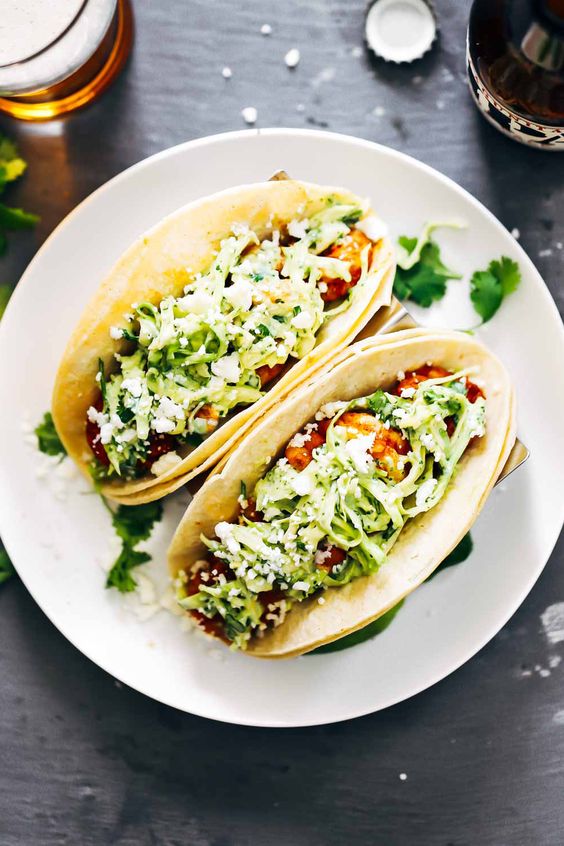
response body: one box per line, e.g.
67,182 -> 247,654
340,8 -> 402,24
394,229 -> 462,308
470,256 -> 521,324
0,548 -> 16,586
0,134 -> 38,254
34,412 -> 67,457
0,283 -> 12,319
105,501 -> 163,593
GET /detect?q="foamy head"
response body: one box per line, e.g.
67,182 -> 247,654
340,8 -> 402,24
0,0 -> 116,95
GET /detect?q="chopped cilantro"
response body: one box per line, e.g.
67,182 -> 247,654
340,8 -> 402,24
105,501 -> 163,593
256,323 -> 271,337
35,412 -> 67,457
0,134 -> 38,260
106,546 -> 151,593
0,283 -> 12,319
394,237 -> 462,308
470,256 -> 521,324
0,548 -> 16,586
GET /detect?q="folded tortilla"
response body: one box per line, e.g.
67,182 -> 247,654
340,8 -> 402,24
52,180 -> 395,503
168,329 -> 516,658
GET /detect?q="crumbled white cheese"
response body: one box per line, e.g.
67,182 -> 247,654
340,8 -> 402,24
241,106 -> 258,124
158,396 -> 184,420
121,377 -> 144,398
211,353 -> 241,384
178,289 -> 213,314
344,433 -> 375,474
400,386 -> 416,398
292,472 -> 314,496
292,580 -> 309,592
151,450 -> 182,477
315,401 -> 347,421
291,309 -> 314,329
355,215 -> 388,242
109,326 -> 123,340
151,416 -> 176,434
231,221 -> 250,236
223,277 -> 253,311
415,478 -> 438,509
215,522 -> 241,555
284,48 -> 300,68
288,218 -> 309,239
288,430 -> 312,448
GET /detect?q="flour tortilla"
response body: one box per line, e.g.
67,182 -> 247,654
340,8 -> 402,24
52,180 -> 395,503
168,329 -> 516,658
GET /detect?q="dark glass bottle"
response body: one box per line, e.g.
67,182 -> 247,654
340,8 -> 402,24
467,0 -> 564,149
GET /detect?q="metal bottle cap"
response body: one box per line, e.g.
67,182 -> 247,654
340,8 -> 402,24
365,0 -> 437,64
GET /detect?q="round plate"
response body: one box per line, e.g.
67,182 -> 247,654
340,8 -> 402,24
1,129 -> 563,727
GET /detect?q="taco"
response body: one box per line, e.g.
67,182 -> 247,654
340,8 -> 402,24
52,180 -> 394,503
168,330 -> 516,657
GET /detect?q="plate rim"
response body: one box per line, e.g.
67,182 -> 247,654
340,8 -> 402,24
1,127 -> 563,727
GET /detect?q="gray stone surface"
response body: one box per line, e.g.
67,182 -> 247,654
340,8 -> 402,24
1,1 -> 563,844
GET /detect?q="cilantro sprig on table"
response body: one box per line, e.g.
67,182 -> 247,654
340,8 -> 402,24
34,412 -> 163,593
393,222 -> 522,325
0,134 -> 39,256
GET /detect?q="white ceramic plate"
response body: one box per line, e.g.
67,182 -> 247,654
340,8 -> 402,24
1,130 -> 563,728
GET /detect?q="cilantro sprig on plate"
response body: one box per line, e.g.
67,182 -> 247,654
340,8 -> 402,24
393,221 -> 522,325
34,411 -> 163,593
105,501 -> 163,593
470,256 -> 521,324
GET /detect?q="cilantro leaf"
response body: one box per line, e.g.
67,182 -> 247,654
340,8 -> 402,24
105,546 -> 151,593
34,412 -> 67,457
111,502 -> 163,548
0,283 -> 12,320
393,235 -> 462,309
0,548 -> 16,586
394,262 -> 448,308
470,256 -> 521,324
0,134 -> 27,187
105,501 -> 164,593
0,204 -> 39,230
398,235 -> 417,254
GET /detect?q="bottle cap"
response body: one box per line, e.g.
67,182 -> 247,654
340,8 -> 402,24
365,0 -> 438,64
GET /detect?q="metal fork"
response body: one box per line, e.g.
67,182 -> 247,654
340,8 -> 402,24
268,169 -> 529,485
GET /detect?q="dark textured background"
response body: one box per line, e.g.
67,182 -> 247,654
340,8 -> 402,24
1,1 -> 564,844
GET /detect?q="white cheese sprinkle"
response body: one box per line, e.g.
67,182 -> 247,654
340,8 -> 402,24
415,478 -> 438,509
291,309 -> 314,329
109,326 -> 123,340
284,48 -> 300,68
211,353 -> 241,384
241,106 -> 258,125
355,215 -> 388,242
150,450 -> 182,477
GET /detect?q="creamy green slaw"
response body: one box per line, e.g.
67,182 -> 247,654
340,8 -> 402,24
87,201 -> 373,480
178,370 -> 486,648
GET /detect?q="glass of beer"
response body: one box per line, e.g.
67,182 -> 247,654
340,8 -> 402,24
0,0 -> 133,121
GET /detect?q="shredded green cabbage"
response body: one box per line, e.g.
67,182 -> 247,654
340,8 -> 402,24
88,200 -> 372,479
178,371 -> 486,648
